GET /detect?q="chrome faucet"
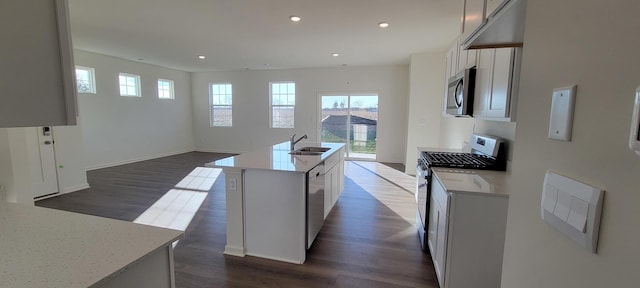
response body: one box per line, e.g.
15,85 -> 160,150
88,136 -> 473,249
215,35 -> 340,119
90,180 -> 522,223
290,133 -> 307,151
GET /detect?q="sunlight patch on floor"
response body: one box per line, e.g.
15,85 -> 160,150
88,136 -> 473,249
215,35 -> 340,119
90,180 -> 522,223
346,161 -> 416,220
175,167 -> 222,191
133,189 -> 207,231
134,167 -> 222,240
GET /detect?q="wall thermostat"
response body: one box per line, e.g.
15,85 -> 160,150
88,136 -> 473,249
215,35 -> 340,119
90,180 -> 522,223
629,87 -> 640,156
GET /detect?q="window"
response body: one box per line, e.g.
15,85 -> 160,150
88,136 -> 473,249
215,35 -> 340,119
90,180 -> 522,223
158,79 -> 174,99
270,82 -> 295,128
75,66 -> 96,93
210,83 -> 233,127
118,73 -> 141,97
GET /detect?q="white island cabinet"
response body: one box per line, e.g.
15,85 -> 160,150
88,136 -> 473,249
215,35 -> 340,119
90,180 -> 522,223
0,202 -> 182,288
428,168 -> 510,288
208,141 -> 345,264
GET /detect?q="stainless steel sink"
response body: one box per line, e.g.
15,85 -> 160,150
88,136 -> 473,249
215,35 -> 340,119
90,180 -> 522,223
289,146 -> 330,155
289,151 -> 323,156
297,147 -> 330,153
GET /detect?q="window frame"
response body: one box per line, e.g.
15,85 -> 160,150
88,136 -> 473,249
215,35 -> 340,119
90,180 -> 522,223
209,83 -> 233,127
118,73 -> 141,97
75,65 -> 96,94
269,81 -> 296,129
157,79 -> 175,99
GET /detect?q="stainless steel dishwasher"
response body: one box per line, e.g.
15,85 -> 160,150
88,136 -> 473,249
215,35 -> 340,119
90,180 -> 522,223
306,163 -> 325,249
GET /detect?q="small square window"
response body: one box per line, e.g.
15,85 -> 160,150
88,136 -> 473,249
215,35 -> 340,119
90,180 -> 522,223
75,66 -> 96,94
119,73 -> 141,97
158,79 -> 174,99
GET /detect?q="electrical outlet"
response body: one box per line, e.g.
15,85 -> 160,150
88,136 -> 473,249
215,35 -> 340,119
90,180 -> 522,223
229,178 -> 237,191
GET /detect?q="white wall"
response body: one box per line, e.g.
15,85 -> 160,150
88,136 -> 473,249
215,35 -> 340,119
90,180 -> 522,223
53,118 -> 89,193
0,129 -> 13,202
438,116 -> 475,149
0,123 -> 89,204
191,65 -> 409,163
405,52 -> 445,174
74,50 -> 195,169
501,1 -> 640,287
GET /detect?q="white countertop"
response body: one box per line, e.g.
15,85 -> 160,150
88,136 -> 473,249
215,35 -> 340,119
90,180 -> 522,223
432,168 -> 511,197
0,202 -> 183,288
209,141 -> 345,173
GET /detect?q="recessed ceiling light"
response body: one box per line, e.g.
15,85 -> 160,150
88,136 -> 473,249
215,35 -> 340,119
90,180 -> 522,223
290,16 -> 301,22
378,22 -> 390,28
332,53 -> 340,57
198,55 -> 206,59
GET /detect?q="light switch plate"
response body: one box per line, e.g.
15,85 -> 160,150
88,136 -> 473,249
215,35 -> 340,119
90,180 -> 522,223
628,87 -> 640,156
548,86 -> 577,141
229,178 -> 237,191
541,171 -> 604,253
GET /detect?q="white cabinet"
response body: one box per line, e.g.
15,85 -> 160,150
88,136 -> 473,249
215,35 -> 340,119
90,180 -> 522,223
473,47 -> 521,121
461,0 -> 526,49
427,177 -> 449,287
446,36 -> 478,80
457,48 -> 478,73
428,173 -> 509,288
324,165 -> 339,219
486,0 -> 509,17
323,150 -> 342,219
445,40 -> 459,81
0,0 -> 78,128
461,0 -> 486,42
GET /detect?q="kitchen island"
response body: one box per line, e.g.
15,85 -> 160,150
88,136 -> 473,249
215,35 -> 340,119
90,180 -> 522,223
208,141 -> 345,264
0,202 -> 182,288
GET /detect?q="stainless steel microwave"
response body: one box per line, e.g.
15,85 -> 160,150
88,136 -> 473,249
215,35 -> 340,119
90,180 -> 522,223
445,68 -> 476,117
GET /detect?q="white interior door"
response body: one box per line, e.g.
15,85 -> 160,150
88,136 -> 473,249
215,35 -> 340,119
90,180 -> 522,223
30,127 -> 59,199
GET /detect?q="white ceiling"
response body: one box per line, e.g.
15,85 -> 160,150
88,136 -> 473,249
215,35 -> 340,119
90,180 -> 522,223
68,0 -> 462,72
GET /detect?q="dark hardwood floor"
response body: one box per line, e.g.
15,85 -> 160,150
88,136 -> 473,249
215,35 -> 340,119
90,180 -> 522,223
37,152 -> 437,288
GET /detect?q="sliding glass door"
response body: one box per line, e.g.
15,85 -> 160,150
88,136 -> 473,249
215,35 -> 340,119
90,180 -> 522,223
320,93 -> 378,160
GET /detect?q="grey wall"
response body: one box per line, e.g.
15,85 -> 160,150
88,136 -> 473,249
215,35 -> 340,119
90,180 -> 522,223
191,65 -> 409,163
74,50 -> 194,169
501,1 -> 640,287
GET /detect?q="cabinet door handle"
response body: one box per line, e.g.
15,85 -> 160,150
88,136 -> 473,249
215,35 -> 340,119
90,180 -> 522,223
44,141 -> 52,145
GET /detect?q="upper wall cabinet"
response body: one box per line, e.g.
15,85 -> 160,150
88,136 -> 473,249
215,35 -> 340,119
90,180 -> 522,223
445,36 -> 478,82
0,0 -> 78,128
445,39 -> 460,82
460,0 -> 486,43
486,0 -> 509,18
473,47 -> 522,121
461,0 -> 527,49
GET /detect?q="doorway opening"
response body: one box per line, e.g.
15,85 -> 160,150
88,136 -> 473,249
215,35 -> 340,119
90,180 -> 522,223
319,93 -> 378,160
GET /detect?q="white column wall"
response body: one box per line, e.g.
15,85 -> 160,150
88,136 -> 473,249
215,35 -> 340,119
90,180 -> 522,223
405,52 -> 446,174
501,1 -> 640,287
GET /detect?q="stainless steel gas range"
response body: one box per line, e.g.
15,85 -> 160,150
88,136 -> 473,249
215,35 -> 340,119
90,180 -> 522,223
416,134 -> 507,251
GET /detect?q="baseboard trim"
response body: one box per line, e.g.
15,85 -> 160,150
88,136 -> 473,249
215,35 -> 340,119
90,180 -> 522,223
86,147 -> 195,171
195,147 -> 244,154
63,183 -> 90,194
245,252 -> 304,264
223,246 -> 246,257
